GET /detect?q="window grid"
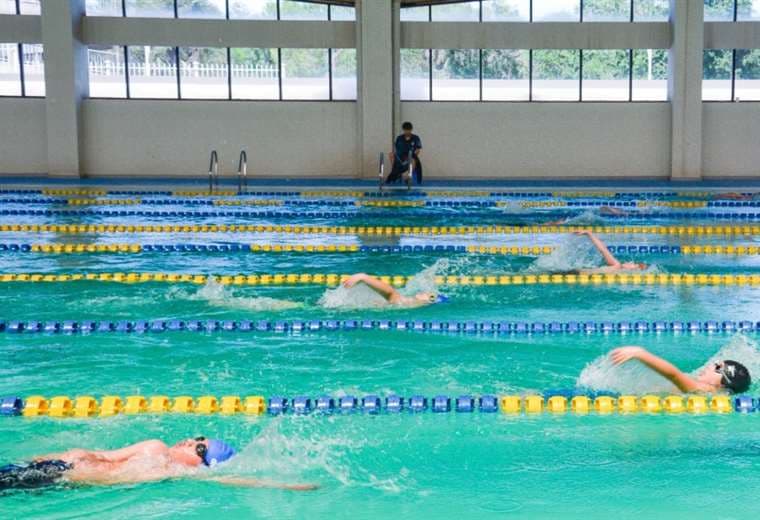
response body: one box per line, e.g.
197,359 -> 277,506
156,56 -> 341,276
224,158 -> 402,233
0,0 -> 43,98
85,1 -> 355,100
403,46 -> 670,102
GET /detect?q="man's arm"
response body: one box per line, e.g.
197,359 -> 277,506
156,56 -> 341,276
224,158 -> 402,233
576,230 -> 620,267
342,273 -> 399,302
202,476 -> 318,491
610,346 -> 708,392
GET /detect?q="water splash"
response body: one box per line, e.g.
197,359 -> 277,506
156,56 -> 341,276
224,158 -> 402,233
174,278 -> 303,311
563,210 -> 606,226
576,335 -> 760,394
527,236 -> 597,273
318,259 -> 450,309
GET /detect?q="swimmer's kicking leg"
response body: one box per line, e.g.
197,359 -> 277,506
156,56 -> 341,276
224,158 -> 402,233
609,346 -> 751,394
342,273 -> 446,307
2,437 -> 317,491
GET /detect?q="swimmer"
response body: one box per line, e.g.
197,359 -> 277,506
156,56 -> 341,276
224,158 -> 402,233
545,206 -> 628,226
573,229 -> 646,273
1,437 -> 317,491
610,346 -> 751,394
342,272 -> 446,307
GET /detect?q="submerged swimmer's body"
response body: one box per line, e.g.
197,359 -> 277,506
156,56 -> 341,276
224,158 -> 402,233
1,437 -> 316,491
609,346 -> 751,394
342,273 -> 445,307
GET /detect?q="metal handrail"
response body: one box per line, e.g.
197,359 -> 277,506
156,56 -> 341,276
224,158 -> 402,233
377,152 -> 385,189
208,150 -> 219,193
237,151 -> 247,194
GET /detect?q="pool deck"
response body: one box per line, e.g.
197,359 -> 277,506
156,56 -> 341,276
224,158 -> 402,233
3,176 -> 760,193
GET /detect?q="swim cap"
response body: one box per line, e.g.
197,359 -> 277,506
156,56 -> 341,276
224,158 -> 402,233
435,294 -> 449,304
203,440 -> 236,467
721,360 -> 751,394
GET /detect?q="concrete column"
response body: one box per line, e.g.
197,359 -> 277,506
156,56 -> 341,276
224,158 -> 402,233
41,0 -> 88,177
356,0 -> 394,178
392,0 -> 402,132
668,0 -> 704,180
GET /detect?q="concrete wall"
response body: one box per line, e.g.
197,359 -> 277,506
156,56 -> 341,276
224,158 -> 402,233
703,103 -> 760,178
0,98 -> 47,174
81,100 -> 357,177
401,102 -> 672,178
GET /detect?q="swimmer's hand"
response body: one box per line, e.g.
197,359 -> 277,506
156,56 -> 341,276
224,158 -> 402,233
610,346 -> 646,365
574,229 -> 593,236
342,273 -> 367,289
204,476 -> 319,491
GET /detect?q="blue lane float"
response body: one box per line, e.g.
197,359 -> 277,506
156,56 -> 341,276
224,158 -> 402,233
1,318 -> 757,336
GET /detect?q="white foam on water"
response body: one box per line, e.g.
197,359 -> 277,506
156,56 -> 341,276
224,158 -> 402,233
527,236 -> 597,273
172,277 -> 303,311
576,335 -> 760,394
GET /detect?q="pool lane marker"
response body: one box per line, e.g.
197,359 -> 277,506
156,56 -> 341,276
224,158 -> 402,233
1,318 -> 757,336
2,223 -> 760,236
0,271 -> 758,287
2,393 -> 754,418
4,243 -> 760,256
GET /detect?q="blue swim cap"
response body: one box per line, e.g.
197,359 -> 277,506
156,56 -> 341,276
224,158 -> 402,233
203,439 -> 236,467
435,294 -> 449,304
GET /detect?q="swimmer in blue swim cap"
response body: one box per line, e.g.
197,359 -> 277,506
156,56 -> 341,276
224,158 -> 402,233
343,273 -> 447,307
1,437 -> 317,491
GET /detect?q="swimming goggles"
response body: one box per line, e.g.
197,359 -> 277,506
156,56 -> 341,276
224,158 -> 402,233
194,436 -> 208,463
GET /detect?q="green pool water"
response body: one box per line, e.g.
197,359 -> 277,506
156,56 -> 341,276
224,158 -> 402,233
2,192 -> 760,519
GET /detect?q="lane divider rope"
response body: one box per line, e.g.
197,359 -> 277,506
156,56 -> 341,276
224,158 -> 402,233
0,272 -> 758,286
2,393 -> 755,418
2,223 -> 760,237
2,243 -> 554,256
1,318 -> 757,336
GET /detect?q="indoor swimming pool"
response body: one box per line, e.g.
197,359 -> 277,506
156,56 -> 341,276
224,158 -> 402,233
2,183 -> 760,519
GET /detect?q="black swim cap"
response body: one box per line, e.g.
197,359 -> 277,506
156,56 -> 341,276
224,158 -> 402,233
721,360 -> 751,394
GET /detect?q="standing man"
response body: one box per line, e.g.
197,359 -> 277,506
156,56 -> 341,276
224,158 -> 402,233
384,121 -> 423,187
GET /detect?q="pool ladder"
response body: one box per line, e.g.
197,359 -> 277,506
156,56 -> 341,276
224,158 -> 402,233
207,150 -> 248,194
208,150 -> 219,193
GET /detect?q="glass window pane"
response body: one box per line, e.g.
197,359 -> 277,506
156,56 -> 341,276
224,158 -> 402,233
482,49 -> 529,101
584,0 -> 630,21
704,0 -> 735,21
88,45 -> 126,98
431,1 -> 480,21
21,43 -> 44,96
533,49 -> 580,101
230,47 -> 278,99
179,47 -> 228,99
582,49 -> 629,101
401,6 -> 429,21
735,49 -> 760,101
737,0 -> 760,20
533,0 -> 580,21
177,0 -> 225,18
632,49 -> 668,101
0,1 -> 16,15
229,0 -> 277,19
432,49 -> 479,101
331,48 -> 356,100
633,0 -> 669,21
702,49 -> 732,101
281,48 -> 329,99
280,0 -> 327,20
86,0 -> 123,16
125,0 -> 174,17
483,0 -> 530,21
401,48 -> 430,100
0,44 -> 21,96
18,0 -> 40,15
128,46 -> 178,98
330,5 -> 355,20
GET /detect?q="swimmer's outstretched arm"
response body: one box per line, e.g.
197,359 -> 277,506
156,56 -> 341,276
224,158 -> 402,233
343,273 -> 399,302
610,346 -> 709,392
575,230 -> 620,268
200,476 -> 318,491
